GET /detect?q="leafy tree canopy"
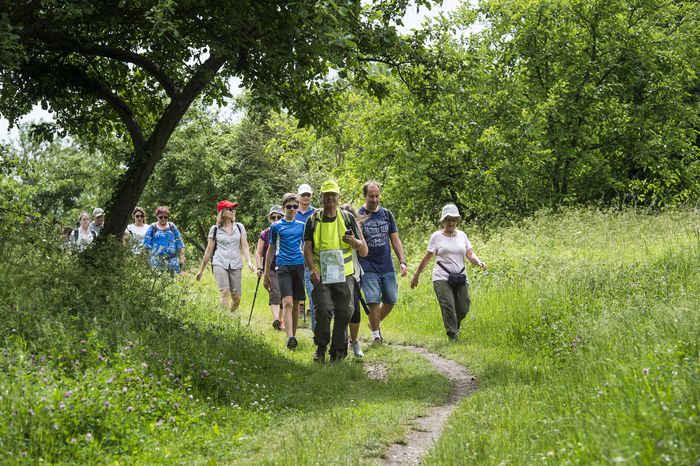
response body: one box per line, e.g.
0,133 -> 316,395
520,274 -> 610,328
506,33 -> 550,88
0,0 -> 435,237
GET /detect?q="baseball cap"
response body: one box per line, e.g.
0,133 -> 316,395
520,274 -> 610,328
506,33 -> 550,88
320,180 -> 340,194
439,204 -> 461,222
92,208 -> 104,217
268,205 -> 284,217
217,200 -> 239,212
297,183 -> 313,195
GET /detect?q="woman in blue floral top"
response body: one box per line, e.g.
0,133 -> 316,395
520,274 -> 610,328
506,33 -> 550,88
143,206 -> 186,275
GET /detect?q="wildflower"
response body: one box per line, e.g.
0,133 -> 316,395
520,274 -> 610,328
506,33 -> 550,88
597,391 -> 604,397
173,402 -> 179,409
127,406 -> 133,412
64,390 -> 73,398
80,339 -> 87,344
52,424 -> 59,430
642,367 -> 649,375
80,348 -> 87,354
85,433 -> 93,442
28,408 -> 35,417
200,369 -> 209,379
169,415 -> 175,422
124,368 -> 134,373
104,400 -> 111,408
20,451 -> 27,457
107,375 -> 115,384
59,402 -> 65,409
122,387 -> 128,393
156,419 -> 163,427
70,438 -> 77,444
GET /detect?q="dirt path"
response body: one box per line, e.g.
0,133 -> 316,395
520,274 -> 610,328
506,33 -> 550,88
381,345 -> 478,465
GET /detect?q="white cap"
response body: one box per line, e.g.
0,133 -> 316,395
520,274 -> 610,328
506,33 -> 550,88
439,204 -> 461,222
297,183 -> 313,195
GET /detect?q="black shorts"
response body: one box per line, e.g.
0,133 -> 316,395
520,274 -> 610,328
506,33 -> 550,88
276,264 -> 306,300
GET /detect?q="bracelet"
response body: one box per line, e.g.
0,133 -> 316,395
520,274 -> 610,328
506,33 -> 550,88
400,261 -> 407,266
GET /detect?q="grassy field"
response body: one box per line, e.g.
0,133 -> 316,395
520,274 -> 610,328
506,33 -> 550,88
1,208 -> 698,464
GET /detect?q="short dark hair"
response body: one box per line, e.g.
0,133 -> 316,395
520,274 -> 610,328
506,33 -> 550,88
362,180 -> 381,197
282,192 -> 298,205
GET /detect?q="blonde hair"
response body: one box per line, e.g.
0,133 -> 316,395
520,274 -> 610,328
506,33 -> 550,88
216,207 -> 235,227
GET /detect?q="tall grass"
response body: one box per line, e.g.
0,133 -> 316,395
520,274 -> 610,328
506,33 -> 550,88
1,208 -> 697,463
392,208 -> 699,464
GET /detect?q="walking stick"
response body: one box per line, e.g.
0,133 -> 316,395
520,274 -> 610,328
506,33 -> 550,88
247,275 -> 262,327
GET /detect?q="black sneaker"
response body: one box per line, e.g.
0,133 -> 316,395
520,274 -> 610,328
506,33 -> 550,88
313,347 -> 326,363
272,319 -> 281,331
286,336 -> 298,350
447,332 -> 458,342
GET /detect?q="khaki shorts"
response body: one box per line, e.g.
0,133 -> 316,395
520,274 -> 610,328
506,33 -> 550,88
268,269 -> 281,306
213,265 -> 242,296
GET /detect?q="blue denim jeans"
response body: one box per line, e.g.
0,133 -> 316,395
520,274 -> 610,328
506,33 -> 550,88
304,266 -> 316,333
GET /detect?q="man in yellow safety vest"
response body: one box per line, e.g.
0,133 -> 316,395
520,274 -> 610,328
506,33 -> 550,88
303,180 -> 368,362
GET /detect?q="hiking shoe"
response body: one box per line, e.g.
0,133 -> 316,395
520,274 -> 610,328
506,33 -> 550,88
447,332 -> 458,342
272,319 -> 281,331
350,340 -> 364,358
313,347 -> 326,363
329,352 -> 346,363
372,337 -> 383,346
286,336 -> 298,350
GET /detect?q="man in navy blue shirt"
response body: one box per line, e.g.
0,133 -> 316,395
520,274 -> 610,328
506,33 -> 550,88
358,181 -> 408,345
296,183 -> 318,332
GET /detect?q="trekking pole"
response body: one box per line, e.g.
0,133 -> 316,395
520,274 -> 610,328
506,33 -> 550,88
247,275 -> 262,327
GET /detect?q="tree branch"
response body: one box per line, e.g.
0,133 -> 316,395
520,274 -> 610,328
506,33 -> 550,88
29,32 -> 179,97
20,61 -> 146,149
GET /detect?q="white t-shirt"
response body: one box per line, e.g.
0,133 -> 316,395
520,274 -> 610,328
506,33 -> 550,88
427,230 -> 472,282
126,223 -> 150,253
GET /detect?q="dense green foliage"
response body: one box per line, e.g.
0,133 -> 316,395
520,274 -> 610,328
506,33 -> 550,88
258,0 -> 700,221
3,0 -> 699,463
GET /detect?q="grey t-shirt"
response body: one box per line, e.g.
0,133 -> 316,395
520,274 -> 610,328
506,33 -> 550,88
208,223 -> 246,269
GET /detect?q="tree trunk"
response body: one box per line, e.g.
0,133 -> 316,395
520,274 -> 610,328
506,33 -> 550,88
99,55 -> 227,239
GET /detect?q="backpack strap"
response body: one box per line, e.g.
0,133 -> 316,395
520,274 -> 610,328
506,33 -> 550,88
309,209 -> 353,235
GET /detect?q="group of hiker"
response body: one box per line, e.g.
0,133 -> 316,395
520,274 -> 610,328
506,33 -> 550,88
68,179 -> 486,362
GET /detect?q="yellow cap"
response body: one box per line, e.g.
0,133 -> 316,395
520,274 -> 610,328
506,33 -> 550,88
320,180 -> 340,194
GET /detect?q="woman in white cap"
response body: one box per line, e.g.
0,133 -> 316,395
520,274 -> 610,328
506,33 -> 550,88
410,204 -> 486,341
256,205 -> 284,330
196,200 -> 255,313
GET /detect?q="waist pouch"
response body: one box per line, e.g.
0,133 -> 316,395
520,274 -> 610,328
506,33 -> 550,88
437,262 -> 466,288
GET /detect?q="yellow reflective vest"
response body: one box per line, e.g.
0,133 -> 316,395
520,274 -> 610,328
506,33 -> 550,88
311,210 -> 354,277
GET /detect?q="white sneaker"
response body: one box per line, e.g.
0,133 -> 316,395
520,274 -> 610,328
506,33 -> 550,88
351,340 -> 364,358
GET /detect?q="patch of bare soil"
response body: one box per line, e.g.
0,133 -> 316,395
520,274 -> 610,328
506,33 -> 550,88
382,345 -> 478,465
364,362 -> 390,381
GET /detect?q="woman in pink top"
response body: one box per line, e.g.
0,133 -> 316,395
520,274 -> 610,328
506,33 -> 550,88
410,204 -> 486,341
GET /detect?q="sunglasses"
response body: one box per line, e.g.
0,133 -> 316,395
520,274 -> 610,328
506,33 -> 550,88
223,207 -> 236,212
270,215 -> 282,221
284,204 -> 299,210
300,193 -> 311,197
157,215 -> 169,220
134,214 -> 144,218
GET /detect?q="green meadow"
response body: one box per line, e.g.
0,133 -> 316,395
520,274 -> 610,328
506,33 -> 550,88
1,208 -> 698,464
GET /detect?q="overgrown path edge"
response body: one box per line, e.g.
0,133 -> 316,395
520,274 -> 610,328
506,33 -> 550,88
381,344 -> 478,465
